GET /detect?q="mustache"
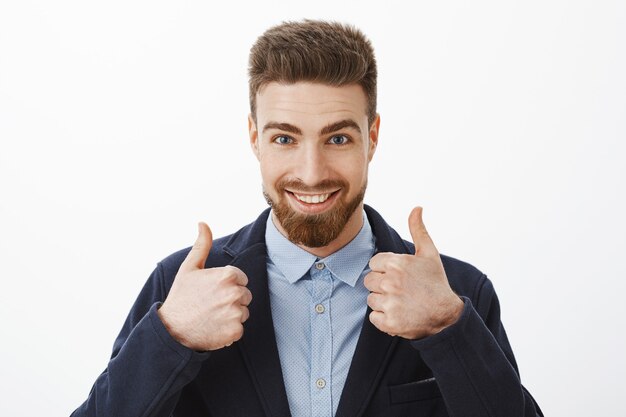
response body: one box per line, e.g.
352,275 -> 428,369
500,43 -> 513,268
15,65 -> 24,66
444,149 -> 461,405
277,178 -> 347,193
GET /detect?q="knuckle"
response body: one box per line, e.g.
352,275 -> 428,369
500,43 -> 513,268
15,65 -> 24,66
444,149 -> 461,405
234,285 -> 245,297
374,315 -> 388,332
363,273 -> 371,287
379,278 -> 395,293
367,293 -> 383,309
388,256 -> 406,272
364,276 -> 377,291
369,310 -> 379,324
229,325 -> 244,341
225,286 -> 242,303
221,267 -> 237,282
241,306 -> 250,322
224,265 -> 239,275
243,289 -> 253,305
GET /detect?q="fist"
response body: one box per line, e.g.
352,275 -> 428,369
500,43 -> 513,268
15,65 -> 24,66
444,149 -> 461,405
158,222 -> 252,351
364,207 -> 463,340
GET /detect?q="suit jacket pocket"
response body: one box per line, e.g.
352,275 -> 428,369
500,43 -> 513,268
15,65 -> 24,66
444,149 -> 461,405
388,377 -> 442,404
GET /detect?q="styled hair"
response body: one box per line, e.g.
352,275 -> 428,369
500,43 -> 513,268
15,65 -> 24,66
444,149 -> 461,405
248,20 -> 377,125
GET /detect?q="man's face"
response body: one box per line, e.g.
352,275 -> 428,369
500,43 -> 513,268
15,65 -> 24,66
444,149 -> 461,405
249,82 -> 379,248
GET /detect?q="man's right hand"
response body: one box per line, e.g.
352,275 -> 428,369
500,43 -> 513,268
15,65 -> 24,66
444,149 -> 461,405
157,222 -> 252,351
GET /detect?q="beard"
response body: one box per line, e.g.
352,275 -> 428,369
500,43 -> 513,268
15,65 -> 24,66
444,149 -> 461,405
263,178 -> 367,248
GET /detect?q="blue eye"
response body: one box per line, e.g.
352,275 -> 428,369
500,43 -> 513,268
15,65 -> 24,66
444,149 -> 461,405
274,135 -> 293,145
329,135 -> 349,145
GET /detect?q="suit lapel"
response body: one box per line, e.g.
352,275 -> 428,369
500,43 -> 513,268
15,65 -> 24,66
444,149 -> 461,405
335,313 -> 398,417
225,206 -> 411,417
227,211 -> 292,417
335,206 -> 412,417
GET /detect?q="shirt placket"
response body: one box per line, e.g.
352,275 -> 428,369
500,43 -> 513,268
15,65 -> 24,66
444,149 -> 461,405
309,260 -> 334,417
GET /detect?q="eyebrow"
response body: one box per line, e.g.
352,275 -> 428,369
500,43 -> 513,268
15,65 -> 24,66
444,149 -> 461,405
262,119 -> 362,136
262,122 -> 302,135
320,119 -> 361,135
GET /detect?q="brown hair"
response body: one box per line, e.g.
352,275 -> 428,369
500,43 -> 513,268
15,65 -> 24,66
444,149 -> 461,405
248,20 -> 377,125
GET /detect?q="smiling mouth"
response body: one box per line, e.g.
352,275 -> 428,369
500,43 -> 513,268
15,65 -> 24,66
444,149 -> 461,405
286,189 -> 340,205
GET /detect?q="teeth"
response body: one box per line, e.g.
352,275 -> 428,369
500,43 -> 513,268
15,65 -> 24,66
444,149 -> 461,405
295,193 -> 331,204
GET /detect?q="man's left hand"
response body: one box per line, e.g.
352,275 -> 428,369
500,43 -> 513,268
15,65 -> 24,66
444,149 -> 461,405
364,206 -> 464,340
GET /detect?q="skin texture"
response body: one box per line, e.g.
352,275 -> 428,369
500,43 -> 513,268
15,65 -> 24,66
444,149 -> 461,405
158,81 -> 463,351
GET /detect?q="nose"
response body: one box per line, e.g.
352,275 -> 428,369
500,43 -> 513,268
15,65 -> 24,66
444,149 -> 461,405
293,143 -> 331,187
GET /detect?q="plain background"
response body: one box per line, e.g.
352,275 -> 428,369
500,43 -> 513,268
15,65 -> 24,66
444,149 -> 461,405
1,0 -> 625,416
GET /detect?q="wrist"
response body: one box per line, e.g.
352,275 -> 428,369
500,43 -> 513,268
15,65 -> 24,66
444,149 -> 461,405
428,296 -> 464,336
157,304 -> 196,350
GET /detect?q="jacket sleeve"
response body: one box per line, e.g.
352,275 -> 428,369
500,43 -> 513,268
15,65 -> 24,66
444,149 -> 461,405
71,262 -> 209,417
410,276 -> 543,417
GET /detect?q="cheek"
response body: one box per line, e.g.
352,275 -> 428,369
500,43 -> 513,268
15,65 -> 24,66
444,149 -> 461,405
342,155 -> 369,183
259,156 -> 282,187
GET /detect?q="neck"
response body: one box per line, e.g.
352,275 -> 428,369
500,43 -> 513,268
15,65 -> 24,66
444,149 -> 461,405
272,204 -> 364,258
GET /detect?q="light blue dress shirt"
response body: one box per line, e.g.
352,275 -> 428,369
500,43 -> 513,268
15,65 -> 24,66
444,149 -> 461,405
265,211 -> 376,417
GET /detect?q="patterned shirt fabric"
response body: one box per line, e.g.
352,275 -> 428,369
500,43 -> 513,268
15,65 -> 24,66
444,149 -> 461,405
265,211 -> 376,417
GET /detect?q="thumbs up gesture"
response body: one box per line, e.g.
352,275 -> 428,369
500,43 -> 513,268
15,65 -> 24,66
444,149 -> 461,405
158,223 -> 252,351
364,207 -> 464,340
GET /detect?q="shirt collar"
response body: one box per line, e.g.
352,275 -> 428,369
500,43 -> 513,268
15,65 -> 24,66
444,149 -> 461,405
265,210 -> 376,287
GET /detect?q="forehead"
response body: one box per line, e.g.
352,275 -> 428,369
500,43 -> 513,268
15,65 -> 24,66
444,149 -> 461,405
256,82 -> 368,129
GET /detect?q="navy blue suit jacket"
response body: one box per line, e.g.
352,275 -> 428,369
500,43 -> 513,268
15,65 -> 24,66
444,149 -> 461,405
72,206 -> 543,417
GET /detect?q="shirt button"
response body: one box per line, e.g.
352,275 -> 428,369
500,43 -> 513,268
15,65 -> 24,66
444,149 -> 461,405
315,378 -> 326,389
315,304 -> 325,314
315,262 -> 325,270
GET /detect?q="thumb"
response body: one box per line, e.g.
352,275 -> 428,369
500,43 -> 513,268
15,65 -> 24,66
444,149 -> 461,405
181,222 -> 213,271
408,206 -> 437,257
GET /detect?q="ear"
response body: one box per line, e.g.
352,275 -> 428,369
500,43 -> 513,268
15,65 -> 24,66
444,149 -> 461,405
248,114 -> 260,160
367,114 -> 381,162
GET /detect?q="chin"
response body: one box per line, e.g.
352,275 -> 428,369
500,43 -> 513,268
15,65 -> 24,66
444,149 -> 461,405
264,183 -> 366,248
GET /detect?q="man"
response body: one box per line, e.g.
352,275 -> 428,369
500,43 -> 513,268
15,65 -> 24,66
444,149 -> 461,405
73,20 -> 542,417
